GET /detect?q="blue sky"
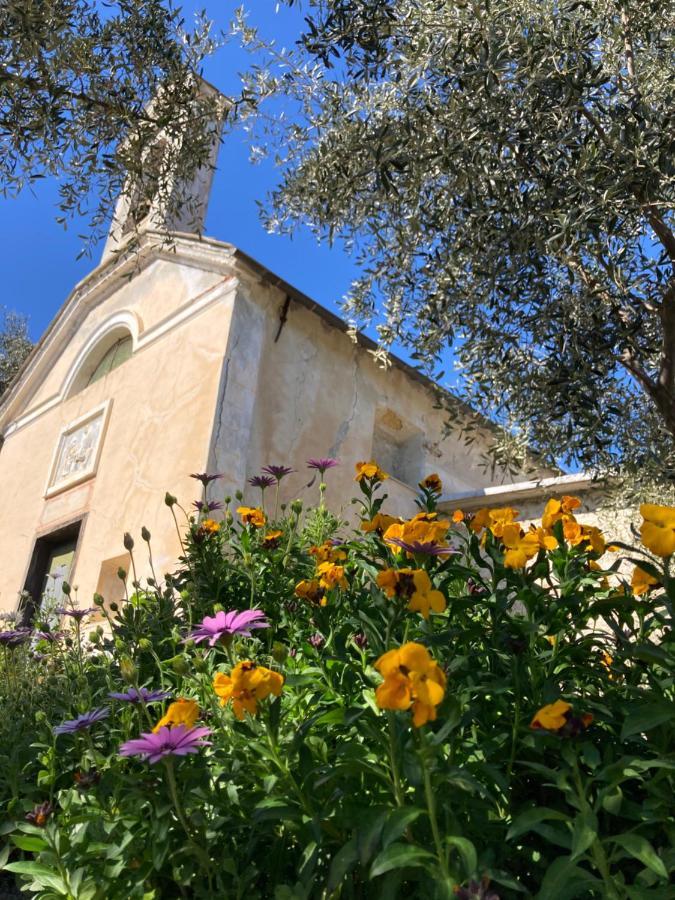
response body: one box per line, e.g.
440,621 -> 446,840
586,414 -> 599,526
0,3 -> 363,346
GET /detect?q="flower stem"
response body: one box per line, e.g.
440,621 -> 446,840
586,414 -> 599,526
164,758 -> 213,882
570,756 -> 621,899
418,736 -> 450,882
386,712 -> 405,807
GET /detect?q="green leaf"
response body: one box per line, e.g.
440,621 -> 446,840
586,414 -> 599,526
369,843 -> 435,879
381,807 -> 425,849
621,702 -> 675,741
327,837 -> 358,892
612,834 -> 668,880
11,834 -> 49,852
3,861 -> 66,893
446,835 -> 477,877
534,856 -> 600,899
571,811 -> 597,860
507,807 -> 568,841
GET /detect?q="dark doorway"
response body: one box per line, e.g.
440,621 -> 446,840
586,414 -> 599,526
20,519 -> 83,625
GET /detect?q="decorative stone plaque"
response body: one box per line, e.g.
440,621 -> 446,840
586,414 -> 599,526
46,402 -> 111,496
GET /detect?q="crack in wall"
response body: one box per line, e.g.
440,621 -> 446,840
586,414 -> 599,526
329,347 -> 360,460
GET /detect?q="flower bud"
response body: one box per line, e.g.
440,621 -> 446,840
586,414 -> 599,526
93,593 -> 104,607
117,567 -> 127,582
141,526 -> 151,542
89,631 -> 100,644
192,656 -> 208,673
119,656 -> 137,683
290,499 -> 303,515
123,532 -> 134,551
271,642 -> 288,663
165,492 -> 177,507
138,638 -> 152,651
226,511 -> 233,525
280,503 -> 287,513
213,603 -> 224,613
235,489 -> 244,501
109,601 -> 119,612
169,655 -> 189,675
62,581 -> 71,596
224,496 -> 231,505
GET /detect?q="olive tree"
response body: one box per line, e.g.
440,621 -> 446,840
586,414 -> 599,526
239,0 -> 675,478
0,311 -> 32,401
1,0 -> 232,254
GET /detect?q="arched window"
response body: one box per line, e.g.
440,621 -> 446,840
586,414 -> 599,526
85,335 -> 133,387
65,322 -> 136,398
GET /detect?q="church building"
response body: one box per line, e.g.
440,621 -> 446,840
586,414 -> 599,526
0,106 -> 566,620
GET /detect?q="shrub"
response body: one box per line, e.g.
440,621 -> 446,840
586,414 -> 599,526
0,464 -> 673,899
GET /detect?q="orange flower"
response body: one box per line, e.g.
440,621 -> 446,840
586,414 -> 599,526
631,566 -> 659,596
452,509 -> 465,523
419,473 -> 442,494
361,513 -> 403,535
294,579 -> 326,606
201,519 -> 220,533
316,561 -> 348,591
488,507 -> 519,538
213,661 -> 283,720
529,525 -> 558,551
376,568 -> 446,619
237,506 -> 266,528
640,503 -> 675,556
563,519 -> 583,545
309,541 -> 347,564
501,524 -> 540,569
530,699 -> 593,736
262,530 -> 283,549
354,460 -> 389,483
375,642 -> 446,727
383,515 -> 450,551
153,698 -> 199,733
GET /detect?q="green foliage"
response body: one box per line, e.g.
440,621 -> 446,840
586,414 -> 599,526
0,309 -> 32,401
0,0 -> 233,253
1,473 -> 673,898
237,0 -> 675,479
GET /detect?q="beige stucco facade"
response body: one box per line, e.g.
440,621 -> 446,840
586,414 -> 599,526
0,226 -> 556,618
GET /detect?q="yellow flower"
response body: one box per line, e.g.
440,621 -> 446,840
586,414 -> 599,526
153,698 -> 199,733
316,561 -> 348,591
376,568 -> 446,619
488,507 -> 519,538
294,578 -> 326,606
383,515 -> 450,551
541,495 -> 582,529
309,541 -> 347,564
530,525 -> 559,551
529,699 -> 571,731
544,634 -> 557,647
375,642 -> 446,727
600,651 -> 613,670
262,529 -> 283,548
562,519 -> 583,545
452,509 -> 465,523
361,513 -> 403,535
354,460 -> 389,483
202,519 -> 220,533
502,524 -> 540,569
237,506 -> 266,528
640,503 -> 675,556
581,525 -> 606,556
213,661 -> 284,720
419,473 -> 442,494
530,700 -> 593,735
631,565 -> 659,596
468,508 -> 491,533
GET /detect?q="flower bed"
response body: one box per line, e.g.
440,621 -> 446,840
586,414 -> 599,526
0,463 -> 673,899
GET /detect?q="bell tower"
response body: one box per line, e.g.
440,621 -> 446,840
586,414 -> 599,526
101,78 -> 227,262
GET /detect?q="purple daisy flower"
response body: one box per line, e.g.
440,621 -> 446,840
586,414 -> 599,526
0,629 -> 31,647
53,707 -> 110,736
248,474 -> 276,490
25,801 -> 54,827
57,607 -> 98,621
33,630 -> 64,643
190,472 -> 223,486
185,609 -> 269,647
108,687 -> 171,704
307,457 -> 339,474
387,538 -> 457,556
192,499 -> 224,513
261,465 -> 294,482
119,725 -> 212,764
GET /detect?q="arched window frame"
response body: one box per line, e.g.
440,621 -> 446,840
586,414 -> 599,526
62,312 -> 139,399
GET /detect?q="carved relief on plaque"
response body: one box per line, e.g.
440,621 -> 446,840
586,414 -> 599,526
46,402 -> 111,496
